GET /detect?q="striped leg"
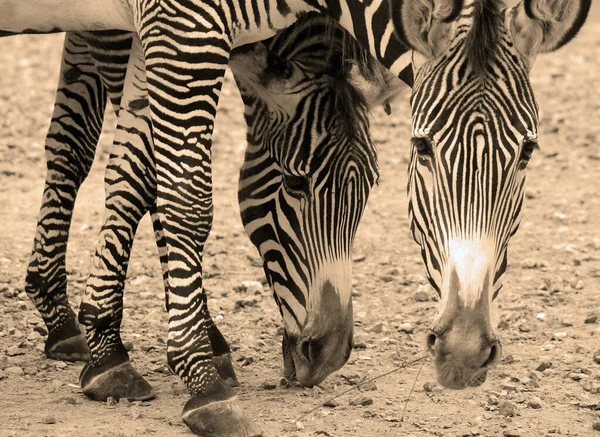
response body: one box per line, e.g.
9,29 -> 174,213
138,6 -> 259,435
78,35 -> 156,402
150,209 -> 239,387
26,33 -> 105,362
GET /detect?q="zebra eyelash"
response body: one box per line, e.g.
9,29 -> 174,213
519,138 -> 540,162
283,173 -> 310,197
411,136 -> 434,158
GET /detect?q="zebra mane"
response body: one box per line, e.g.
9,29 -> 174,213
261,13 -> 387,166
464,0 -> 505,78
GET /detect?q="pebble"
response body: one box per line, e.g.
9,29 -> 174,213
423,382 -> 443,394
414,291 -> 430,302
349,396 -> 373,406
240,281 -> 263,295
518,324 -> 532,333
106,397 -> 118,407
295,421 -> 304,431
527,397 -> 543,409
4,366 -> 24,376
503,432 -> 520,437
398,323 -> 414,334
553,332 -> 567,340
358,381 -> 377,392
593,422 -> 600,432
26,330 -> 42,341
498,401 -> 517,417
585,314 -> 598,324
487,394 -> 499,406
41,415 -> 56,425
594,350 -> 600,365
582,381 -> 600,394
123,341 -> 134,351
536,361 -> 552,372
262,382 -> 276,390
6,345 -> 24,356
323,398 -> 339,408
368,322 -> 385,334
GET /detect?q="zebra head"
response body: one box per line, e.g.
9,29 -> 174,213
396,0 -> 590,389
230,16 -> 402,387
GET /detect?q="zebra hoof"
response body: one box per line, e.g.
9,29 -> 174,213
182,395 -> 262,437
212,353 -> 240,387
80,361 -> 155,401
45,333 -> 91,362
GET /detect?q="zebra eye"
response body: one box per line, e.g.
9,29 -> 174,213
267,51 -> 293,79
412,136 -> 433,157
519,139 -> 539,165
283,174 -> 310,196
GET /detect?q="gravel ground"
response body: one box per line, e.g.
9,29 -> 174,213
0,19 -> 599,437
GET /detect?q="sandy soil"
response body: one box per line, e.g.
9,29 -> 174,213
0,23 -> 599,437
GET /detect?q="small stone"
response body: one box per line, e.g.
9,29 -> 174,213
398,323 -> 414,334
262,382 -> 276,390
423,382 -> 443,394
5,366 -> 24,376
358,381 -> 377,392
106,397 -> 118,407
295,421 -> 304,431
350,396 -> 373,406
353,341 -> 367,350
518,324 -> 532,333
527,397 -> 543,409
236,355 -> 254,366
369,322 -> 385,334
582,381 -> 600,394
536,361 -> 552,372
594,350 -> 600,365
123,341 -> 134,351
6,345 -> 24,356
487,394 -> 499,406
567,372 -> 588,381
119,398 -> 131,407
241,281 -> 263,295
234,299 -> 259,310
26,331 -> 42,341
323,398 -> 339,408
593,422 -> 600,432
503,432 -> 520,437
41,415 -> 56,425
498,401 -> 517,417
414,291 -> 430,302
553,332 -> 567,340
585,314 -> 598,324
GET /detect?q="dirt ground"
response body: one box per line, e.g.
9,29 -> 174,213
1,21 -> 599,437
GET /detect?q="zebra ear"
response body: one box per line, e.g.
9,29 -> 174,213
509,0 -> 590,59
347,63 -> 407,111
393,0 -> 463,58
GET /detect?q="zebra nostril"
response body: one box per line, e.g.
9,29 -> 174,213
426,332 -> 437,353
481,342 -> 501,369
299,340 -> 311,363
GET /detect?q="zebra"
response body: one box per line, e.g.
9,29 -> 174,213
0,0 -> 423,433
398,0 -> 590,390
17,15 -> 406,435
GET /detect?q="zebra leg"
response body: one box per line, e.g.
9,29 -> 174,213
150,206 -> 239,387
78,35 -> 155,402
138,14 -> 260,436
26,32 -> 107,362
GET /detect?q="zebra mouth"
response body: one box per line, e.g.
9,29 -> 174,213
468,370 -> 488,387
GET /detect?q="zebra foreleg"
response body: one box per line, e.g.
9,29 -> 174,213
26,33 -> 106,362
151,206 -> 239,387
139,13 -> 261,435
78,36 -> 156,402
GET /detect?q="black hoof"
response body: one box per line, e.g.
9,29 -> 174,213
80,362 -> 155,401
45,333 -> 91,362
212,353 -> 239,387
182,395 -> 262,437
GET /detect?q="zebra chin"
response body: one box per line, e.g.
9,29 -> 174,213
281,280 -> 354,387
